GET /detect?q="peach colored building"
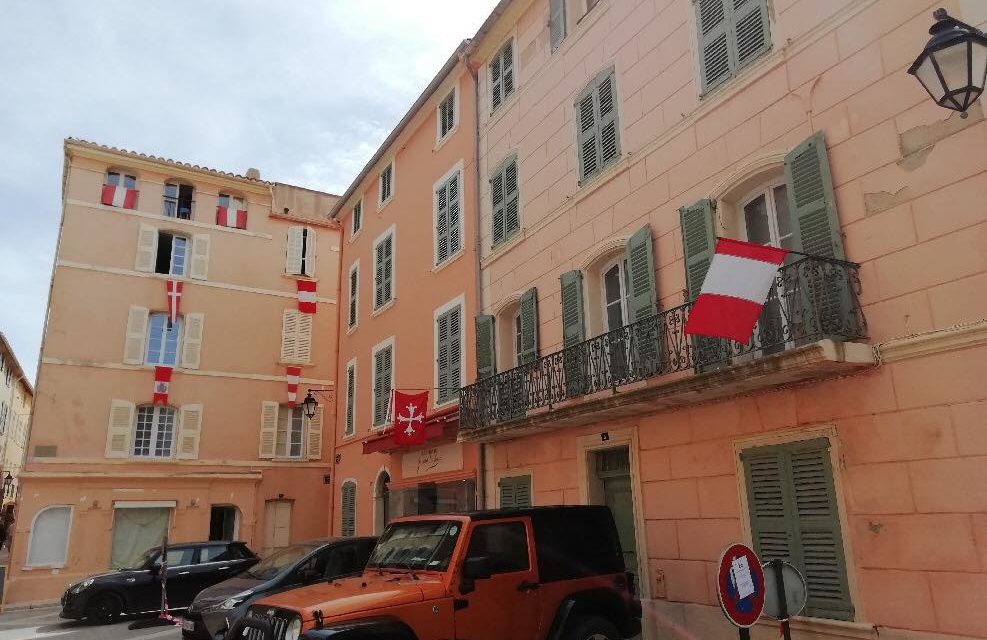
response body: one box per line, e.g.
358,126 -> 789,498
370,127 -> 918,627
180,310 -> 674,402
326,43 -> 482,537
458,1 -> 987,639
0,332 -> 34,507
4,140 -> 341,607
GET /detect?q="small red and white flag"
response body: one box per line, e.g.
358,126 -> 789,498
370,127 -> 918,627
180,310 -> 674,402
216,198 -> 247,229
101,184 -> 138,209
166,280 -> 183,326
286,366 -> 302,406
684,238 -> 789,343
392,390 -> 429,446
153,366 -> 173,405
297,280 -> 317,314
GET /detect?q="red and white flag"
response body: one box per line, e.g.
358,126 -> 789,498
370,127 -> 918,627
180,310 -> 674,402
286,366 -> 302,406
297,280 -> 317,314
216,205 -> 247,229
101,184 -> 138,209
392,390 -> 429,446
153,366 -> 173,405
166,280 -> 183,326
684,238 -> 788,343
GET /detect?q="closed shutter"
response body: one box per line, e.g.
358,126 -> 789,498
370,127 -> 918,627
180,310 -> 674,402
286,226 -> 304,274
501,41 -> 515,101
302,228 -> 317,277
180,313 -> 204,369
577,68 -> 621,182
491,47 -> 503,111
436,178 -> 450,265
352,200 -> 362,234
785,132 -> 844,259
341,482 -> 356,537
734,0 -> 771,68
189,234 -> 210,280
306,405 -> 323,460
491,170 -> 506,245
345,364 -> 356,435
550,0 -> 566,50
576,88 -> 599,181
696,0 -> 732,91
436,305 -> 462,405
348,267 -> 358,327
104,399 -> 135,458
373,346 -> 393,427
259,401 -> 278,458
475,314 -> 497,380
176,404 -> 202,460
374,235 -> 393,308
503,159 -> 520,239
447,173 -> 462,256
518,288 -> 539,364
679,199 -> 730,370
134,224 -> 158,272
597,71 -> 620,168
280,310 -> 312,364
499,475 -> 532,508
625,225 -> 657,322
123,305 -> 150,365
296,313 -> 313,363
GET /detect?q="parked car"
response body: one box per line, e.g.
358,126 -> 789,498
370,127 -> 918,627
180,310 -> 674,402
60,540 -> 259,624
244,506 -> 641,640
182,537 -> 377,640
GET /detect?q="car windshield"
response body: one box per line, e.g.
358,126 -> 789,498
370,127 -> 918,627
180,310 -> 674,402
367,520 -> 461,572
244,544 -> 319,580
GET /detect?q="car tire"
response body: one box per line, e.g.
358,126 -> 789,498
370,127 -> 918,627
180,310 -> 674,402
565,615 -> 622,640
85,592 -> 123,625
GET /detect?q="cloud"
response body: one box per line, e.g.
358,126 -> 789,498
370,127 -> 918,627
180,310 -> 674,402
0,0 -> 497,379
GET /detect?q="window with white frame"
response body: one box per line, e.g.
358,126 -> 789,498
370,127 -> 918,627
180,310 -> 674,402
371,339 -> 394,428
344,360 -> 356,437
276,404 -> 305,458
155,231 -> 189,276
379,162 -> 394,205
348,262 -> 359,329
26,506 -> 72,567
435,169 -> 463,265
133,405 -> 176,458
740,179 -> 794,252
352,200 -> 363,237
146,313 -> 182,367
373,228 -> 395,310
438,89 -> 457,140
601,258 -> 630,332
163,183 -> 194,220
490,39 -> 515,112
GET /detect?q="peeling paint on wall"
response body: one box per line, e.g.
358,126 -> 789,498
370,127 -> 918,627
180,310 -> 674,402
897,102 -> 984,170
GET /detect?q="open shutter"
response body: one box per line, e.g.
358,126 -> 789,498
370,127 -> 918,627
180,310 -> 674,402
180,313 -> 204,370
134,224 -> 158,272
550,0 -> 567,50
302,228 -> 317,277
577,87 -> 600,181
518,288 -> 539,364
373,347 -> 393,426
733,0 -> 771,68
306,405 -> 323,460
491,171 -> 506,245
436,180 -> 450,264
447,173 -> 462,255
341,482 -> 356,537
259,401 -> 278,459
696,0 -> 732,92
345,365 -> 356,435
597,70 -> 620,168
189,234 -> 210,280
475,315 -> 496,379
104,399 -> 135,458
560,271 -> 586,347
785,132 -> 844,259
680,200 -> 729,370
123,306 -> 149,365
286,226 -> 304,274
280,310 -> 299,363
296,313 -> 313,364
625,226 -> 657,322
176,404 -> 202,460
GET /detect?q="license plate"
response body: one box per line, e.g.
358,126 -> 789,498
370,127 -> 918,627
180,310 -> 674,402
181,619 -> 195,632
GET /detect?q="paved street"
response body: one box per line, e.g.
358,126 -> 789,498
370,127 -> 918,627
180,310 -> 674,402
0,607 -> 181,640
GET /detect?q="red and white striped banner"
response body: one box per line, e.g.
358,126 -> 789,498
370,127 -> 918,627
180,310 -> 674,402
166,280 -> 183,326
297,280 -> 317,314
684,238 -> 788,343
286,366 -> 302,406
216,205 -> 247,229
153,366 -> 173,405
101,185 -> 138,209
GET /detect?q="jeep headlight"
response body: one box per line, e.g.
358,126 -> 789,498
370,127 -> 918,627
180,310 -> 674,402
285,616 -> 302,640
219,591 -> 252,610
69,578 -> 94,594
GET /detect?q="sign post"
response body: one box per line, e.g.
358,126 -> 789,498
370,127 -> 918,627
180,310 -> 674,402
762,559 -> 808,640
716,543 -> 766,640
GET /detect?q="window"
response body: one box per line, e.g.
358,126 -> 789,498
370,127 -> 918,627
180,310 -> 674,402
373,228 -> 395,310
438,90 -> 457,139
102,171 -> 138,209
216,193 -> 248,229
602,258 -> 630,332
133,405 -> 176,458
344,360 -> 356,437
491,156 -> 520,246
435,300 -> 463,406
105,171 -> 137,190
286,226 -> 316,277
742,182 -> 794,251
513,310 -> 524,367
435,169 -> 463,265
208,506 -> 238,542
498,475 -> 531,508
163,183 -> 194,220
347,262 -> 359,329
26,506 -> 72,567
490,39 -> 515,112
466,522 -> 529,574
146,314 -> 182,366
550,0 -> 567,51
155,231 -> 189,276
695,0 -> 771,93
276,405 -> 305,458
280,309 -> 313,364
341,481 -> 356,537
742,437 -> 853,620
352,200 -> 363,237
576,67 -> 621,182
379,162 -> 394,205
372,339 -> 394,428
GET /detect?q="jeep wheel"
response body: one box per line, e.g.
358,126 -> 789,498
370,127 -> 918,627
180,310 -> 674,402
566,615 -> 621,640
85,592 -> 122,625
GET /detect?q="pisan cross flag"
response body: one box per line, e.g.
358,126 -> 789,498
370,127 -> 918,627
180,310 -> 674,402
392,390 -> 429,446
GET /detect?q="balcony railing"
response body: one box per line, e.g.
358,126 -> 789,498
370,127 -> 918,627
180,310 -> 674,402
460,255 -> 866,432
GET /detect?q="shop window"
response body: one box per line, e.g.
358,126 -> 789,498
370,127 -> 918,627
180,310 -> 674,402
26,506 -> 72,567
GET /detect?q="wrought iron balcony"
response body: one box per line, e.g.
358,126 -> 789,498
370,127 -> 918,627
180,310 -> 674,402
460,255 -> 866,432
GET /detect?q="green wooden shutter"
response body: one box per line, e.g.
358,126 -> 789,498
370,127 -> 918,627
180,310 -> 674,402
733,0 -> 771,69
475,314 -> 496,379
679,199 -> 730,370
345,364 -> 355,435
374,241 -> 385,308
550,0 -> 566,50
491,170 -> 506,245
501,41 -> 515,100
491,48 -> 503,111
503,158 -> 520,239
696,0 -> 732,92
597,70 -> 620,168
447,173 -> 462,255
341,482 -> 356,536
785,132 -> 844,259
373,346 -> 392,426
437,310 -> 451,404
436,306 -> 462,404
577,86 -> 600,181
436,180 -> 450,265
518,288 -> 539,364
499,475 -> 532,508
625,225 -> 657,322
561,270 -> 588,397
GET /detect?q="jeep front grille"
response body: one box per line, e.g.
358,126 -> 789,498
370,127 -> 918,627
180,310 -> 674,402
244,611 -> 290,640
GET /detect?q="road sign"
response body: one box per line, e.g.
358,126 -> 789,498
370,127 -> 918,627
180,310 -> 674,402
763,560 -> 807,620
716,543 -> 766,628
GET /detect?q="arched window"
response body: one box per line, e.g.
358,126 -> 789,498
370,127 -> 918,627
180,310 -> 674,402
146,313 -> 182,367
163,183 -> 194,220
341,481 -> 356,537
133,405 -> 176,458
26,506 -> 72,567
373,471 -> 391,535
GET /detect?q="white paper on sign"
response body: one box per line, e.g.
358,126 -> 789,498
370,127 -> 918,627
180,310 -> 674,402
730,555 -> 756,600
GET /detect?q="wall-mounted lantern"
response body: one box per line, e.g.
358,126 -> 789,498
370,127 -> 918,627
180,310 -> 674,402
909,8 -> 987,117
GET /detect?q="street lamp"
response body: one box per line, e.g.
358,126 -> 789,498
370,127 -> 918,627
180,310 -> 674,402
3,472 -> 13,497
301,391 -> 319,421
908,8 -> 987,117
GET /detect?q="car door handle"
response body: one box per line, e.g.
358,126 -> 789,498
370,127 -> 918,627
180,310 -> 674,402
179,571 -> 190,576
517,580 -> 540,592
218,566 -> 230,570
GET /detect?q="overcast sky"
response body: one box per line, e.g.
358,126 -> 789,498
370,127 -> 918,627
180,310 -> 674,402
0,0 -> 496,381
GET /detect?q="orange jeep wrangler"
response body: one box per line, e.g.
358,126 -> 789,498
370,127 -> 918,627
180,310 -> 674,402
235,506 -> 641,640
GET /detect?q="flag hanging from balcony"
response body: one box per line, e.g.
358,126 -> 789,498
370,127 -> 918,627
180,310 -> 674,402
297,280 -> 317,314
393,390 -> 429,446
153,366 -> 173,405
166,280 -> 183,326
684,238 -> 789,343
101,184 -> 138,209
216,204 -> 247,229
286,366 -> 301,406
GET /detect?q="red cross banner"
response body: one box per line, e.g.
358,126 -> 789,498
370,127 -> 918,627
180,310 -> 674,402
297,279 -> 317,314
684,238 -> 789,343
392,390 -> 429,446
286,366 -> 301,406
153,366 -> 173,405
100,184 -> 138,209
166,280 -> 183,326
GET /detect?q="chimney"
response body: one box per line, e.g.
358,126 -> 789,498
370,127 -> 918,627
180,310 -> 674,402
245,167 -> 261,180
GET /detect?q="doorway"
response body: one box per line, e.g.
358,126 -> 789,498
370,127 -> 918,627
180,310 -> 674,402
263,500 -> 291,556
110,506 -> 171,569
593,447 -> 639,579
209,505 -> 238,541
373,471 -> 391,535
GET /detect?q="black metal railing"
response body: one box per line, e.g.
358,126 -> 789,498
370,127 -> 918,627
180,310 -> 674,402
461,255 -> 866,431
